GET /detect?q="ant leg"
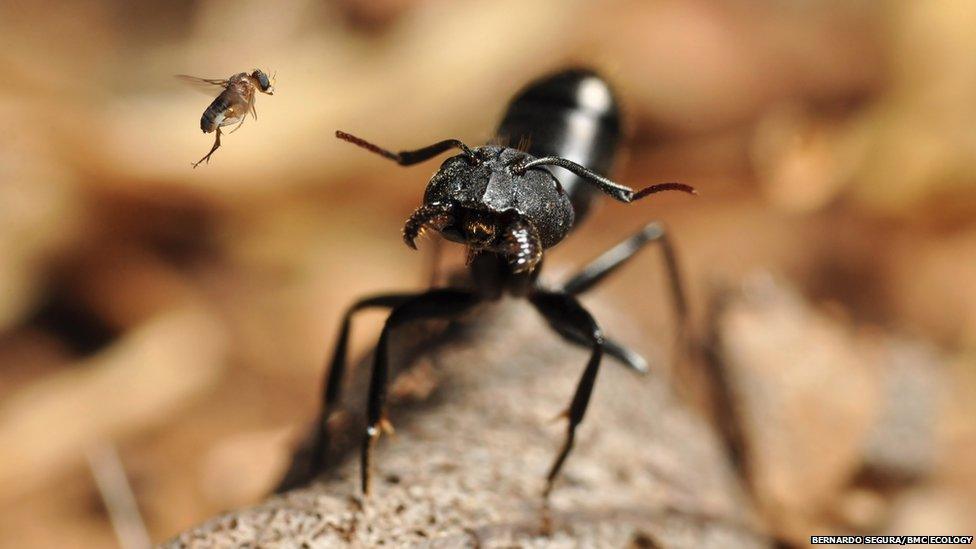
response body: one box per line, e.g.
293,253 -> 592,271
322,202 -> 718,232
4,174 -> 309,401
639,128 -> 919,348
336,131 -> 475,166
562,222 -> 689,340
361,289 -> 481,495
191,127 -> 222,168
597,337 -> 647,373
546,321 -> 647,374
303,292 -> 418,482
529,290 -> 604,498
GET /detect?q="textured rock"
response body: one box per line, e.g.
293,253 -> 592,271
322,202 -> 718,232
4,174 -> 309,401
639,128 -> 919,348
166,300 -> 767,548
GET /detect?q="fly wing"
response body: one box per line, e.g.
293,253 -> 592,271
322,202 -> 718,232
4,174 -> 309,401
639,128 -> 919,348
238,81 -> 258,120
205,85 -> 254,130
176,75 -> 230,94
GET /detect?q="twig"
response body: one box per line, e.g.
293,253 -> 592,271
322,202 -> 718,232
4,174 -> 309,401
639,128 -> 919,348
86,442 -> 151,549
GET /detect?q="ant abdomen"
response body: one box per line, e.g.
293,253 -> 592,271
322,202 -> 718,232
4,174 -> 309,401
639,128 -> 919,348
496,68 -> 622,224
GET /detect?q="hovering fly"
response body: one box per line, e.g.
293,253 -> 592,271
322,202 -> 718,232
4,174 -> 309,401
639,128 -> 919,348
177,69 -> 275,168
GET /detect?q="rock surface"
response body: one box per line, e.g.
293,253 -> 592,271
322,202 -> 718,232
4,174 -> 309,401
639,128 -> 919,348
165,300 -> 767,548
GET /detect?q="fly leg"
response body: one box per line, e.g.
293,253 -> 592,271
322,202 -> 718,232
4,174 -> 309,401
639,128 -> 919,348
229,115 -> 247,134
191,127 -> 222,168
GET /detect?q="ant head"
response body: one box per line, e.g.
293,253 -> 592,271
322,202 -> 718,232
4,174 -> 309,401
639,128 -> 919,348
251,69 -> 274,94
334,130 -> 695,274
418,146 -> 574,251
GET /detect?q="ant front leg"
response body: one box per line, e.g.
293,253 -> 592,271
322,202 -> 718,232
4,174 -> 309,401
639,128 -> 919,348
562,221 -> 690,354
289,292 -> 417,489
529,290 -> 604,498
192,127 -> 222,168
360,288 -> 481,495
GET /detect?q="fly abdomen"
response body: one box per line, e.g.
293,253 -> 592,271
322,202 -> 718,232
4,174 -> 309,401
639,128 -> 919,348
496,68 -> 622,225
200,92 -> 231,133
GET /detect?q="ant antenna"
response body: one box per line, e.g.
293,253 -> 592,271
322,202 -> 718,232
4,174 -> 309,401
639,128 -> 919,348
519,156 -> 697,203
336,131 -> 476,166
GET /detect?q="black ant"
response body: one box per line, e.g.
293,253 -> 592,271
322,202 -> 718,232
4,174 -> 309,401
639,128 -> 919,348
306,68 -> 695,498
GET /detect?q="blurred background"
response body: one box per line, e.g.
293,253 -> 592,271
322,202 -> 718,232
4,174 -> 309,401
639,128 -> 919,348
1,0 -> 974,546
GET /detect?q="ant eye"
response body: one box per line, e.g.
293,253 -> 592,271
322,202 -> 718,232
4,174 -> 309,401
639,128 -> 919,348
461,150 -> 484,166
471,148 -> 497,165
510,159 -> 528,175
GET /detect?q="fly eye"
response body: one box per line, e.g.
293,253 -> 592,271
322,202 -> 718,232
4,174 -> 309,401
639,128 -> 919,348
252,71 -> 270,89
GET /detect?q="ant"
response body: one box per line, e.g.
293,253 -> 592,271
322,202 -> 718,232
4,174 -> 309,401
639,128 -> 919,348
306,68 -> 695,498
